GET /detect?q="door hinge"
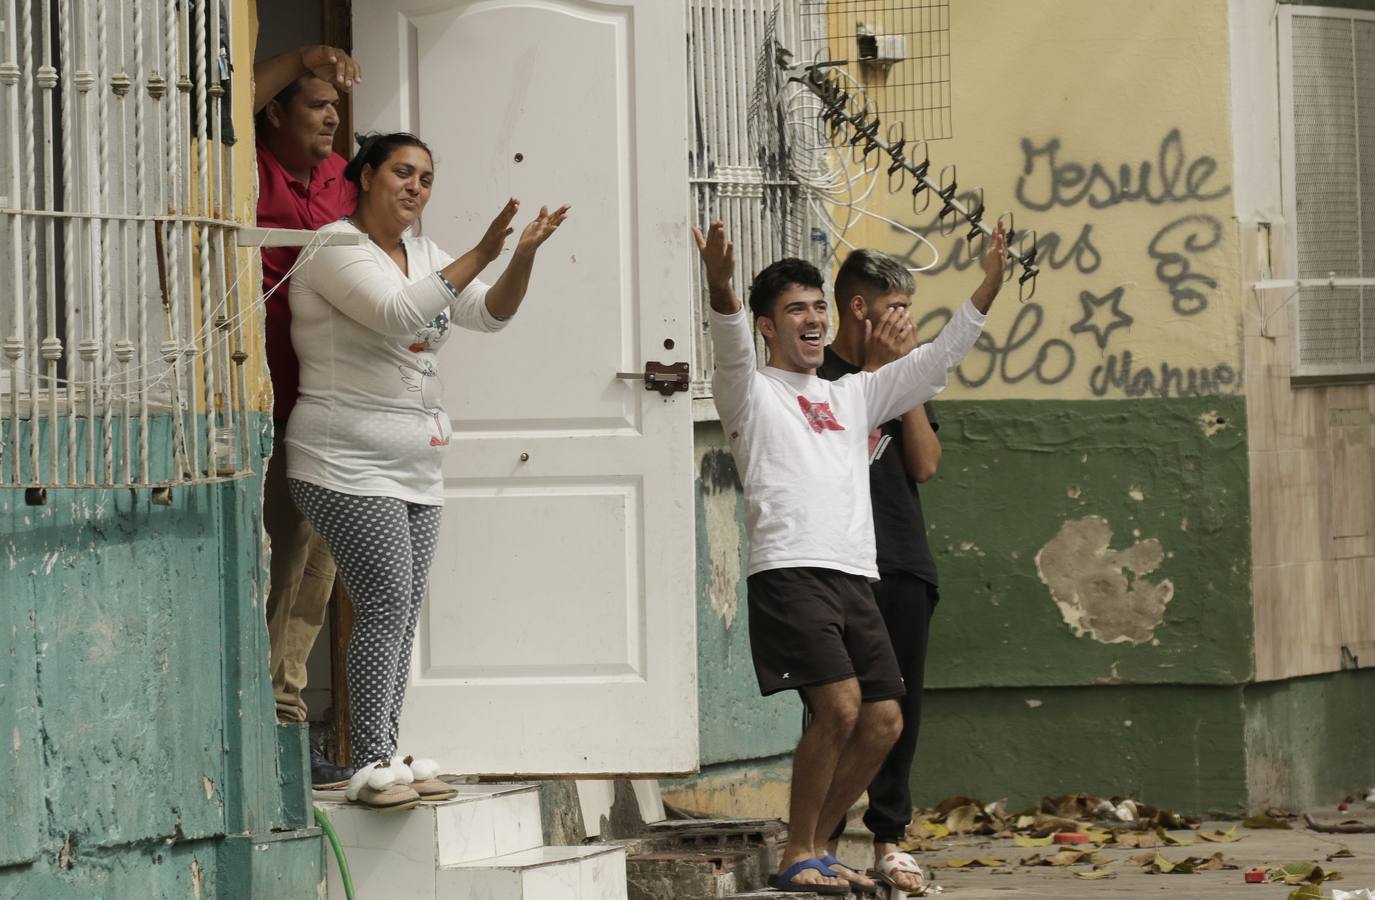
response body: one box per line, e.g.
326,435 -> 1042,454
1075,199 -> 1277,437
615,361 -> 690,397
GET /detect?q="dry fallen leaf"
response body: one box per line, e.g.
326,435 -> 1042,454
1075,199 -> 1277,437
1243,815 -> 1293,830
1073,867 -> 1116,879
920,821 -> 951,840
1193,852 -> 1236,871
1115,831 -> 1164,849
1021,849 -> 1102,867
1135,852 -> 1234,874
1266,862 -> 1341,885
1197,824 -> 1241,843
944,805 -> 982,835
1012,834 -> 1053,848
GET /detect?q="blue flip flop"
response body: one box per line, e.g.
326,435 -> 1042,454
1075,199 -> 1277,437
768,857 -> 852,895
819,854 -> 880,896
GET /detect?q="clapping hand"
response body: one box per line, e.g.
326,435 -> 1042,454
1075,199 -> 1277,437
473,198 -> 521,265
515,204 -> 572,259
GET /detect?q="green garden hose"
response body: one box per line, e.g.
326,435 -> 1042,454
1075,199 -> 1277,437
314,807 -> 357,900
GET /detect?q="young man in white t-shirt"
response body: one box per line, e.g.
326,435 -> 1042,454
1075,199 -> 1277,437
694,220 -> 1007,894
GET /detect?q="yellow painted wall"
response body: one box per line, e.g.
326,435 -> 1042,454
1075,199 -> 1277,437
234,0 -> 269,413
826,0 -> 1240,401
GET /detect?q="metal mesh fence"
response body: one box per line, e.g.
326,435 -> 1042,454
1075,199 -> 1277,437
798,0 -> 952,142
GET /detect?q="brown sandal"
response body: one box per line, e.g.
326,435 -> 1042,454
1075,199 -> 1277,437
346,762 -> 421,811
355,782 -> 422,811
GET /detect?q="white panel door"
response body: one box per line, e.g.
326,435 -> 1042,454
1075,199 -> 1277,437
353,0 -> 697,775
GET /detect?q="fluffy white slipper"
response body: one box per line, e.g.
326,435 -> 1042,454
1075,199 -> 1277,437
388,755 -> 416,784
404,756 -> 441,782
345,761 -> 400,801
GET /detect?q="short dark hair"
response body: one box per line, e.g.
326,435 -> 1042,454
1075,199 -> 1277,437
834,248 -> 915,308
747,258 -> 825,319
253,75 -> 308,134
343,132 -> 433,187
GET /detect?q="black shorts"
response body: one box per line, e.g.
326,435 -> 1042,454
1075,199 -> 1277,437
746,566 -> 906,702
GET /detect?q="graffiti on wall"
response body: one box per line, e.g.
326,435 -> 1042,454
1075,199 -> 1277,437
884,129 -> 1237,400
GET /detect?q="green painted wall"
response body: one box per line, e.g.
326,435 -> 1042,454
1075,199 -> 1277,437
921,396 -> 1252,688
0,415 -> 322,898
914,683 -> 1250,816
1245,669 -> 1375,812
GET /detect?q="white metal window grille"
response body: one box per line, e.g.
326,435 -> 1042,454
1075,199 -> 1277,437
688,0 -> 824,406
1279,7 -> 1375,379
0,0 -> 263,489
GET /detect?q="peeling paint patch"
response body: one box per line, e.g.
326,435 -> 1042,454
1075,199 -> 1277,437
1128,485 -> 1145,501
202,776 -> 215,800
1025,699 -> 1042,708
12,727 -> 19,755
699,449 -> 743,629
1035,515 -> 1175,645
192,858 -> 204,900
1066,485 -> 1081,499
1198,409 -> 1231,437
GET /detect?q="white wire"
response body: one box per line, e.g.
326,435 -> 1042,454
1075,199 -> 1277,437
7,226 -> 329,396
774,68 -> 941,273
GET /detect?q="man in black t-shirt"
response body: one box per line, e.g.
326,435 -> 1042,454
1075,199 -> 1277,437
816,248 -> 942,895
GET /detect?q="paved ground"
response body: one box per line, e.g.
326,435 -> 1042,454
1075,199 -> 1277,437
833,822 -> 1375,898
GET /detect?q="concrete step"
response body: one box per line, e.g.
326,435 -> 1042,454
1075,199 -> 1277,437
317,782 -> 546,898
438,843 -> 628,900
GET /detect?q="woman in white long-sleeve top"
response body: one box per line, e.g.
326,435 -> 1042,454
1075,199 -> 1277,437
286,132 -> 569,810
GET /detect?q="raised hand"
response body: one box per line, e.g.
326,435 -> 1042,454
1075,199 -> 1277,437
300,45 -> 362,90
515,204 -> 572,259
972,220 -> 1009,313
862,307 -> 918,371
692,221 -> 735,293
473,198 -> 520,266
692,221 -> 739,314
981,220 -> 1009,286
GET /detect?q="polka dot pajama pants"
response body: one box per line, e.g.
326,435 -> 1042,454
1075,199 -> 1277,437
287,479 -> 443,768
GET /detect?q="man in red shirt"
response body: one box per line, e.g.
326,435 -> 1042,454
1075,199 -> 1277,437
253,44 -> 360,788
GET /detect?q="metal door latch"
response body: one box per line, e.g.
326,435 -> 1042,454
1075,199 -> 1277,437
616,361 -> 690,396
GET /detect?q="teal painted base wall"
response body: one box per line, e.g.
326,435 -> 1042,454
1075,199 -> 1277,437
913,683 -> 1250,816
695,422 -> 800,766
0,414 -> 322,898
913,669 -> 1375,817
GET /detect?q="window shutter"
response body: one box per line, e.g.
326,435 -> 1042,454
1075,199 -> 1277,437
1290,13 -> 1375,375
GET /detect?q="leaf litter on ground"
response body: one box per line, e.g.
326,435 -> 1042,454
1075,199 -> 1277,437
1131,851 -> 1236,874
1266,862 -> 1343,886
1019,849 -> 1104,867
